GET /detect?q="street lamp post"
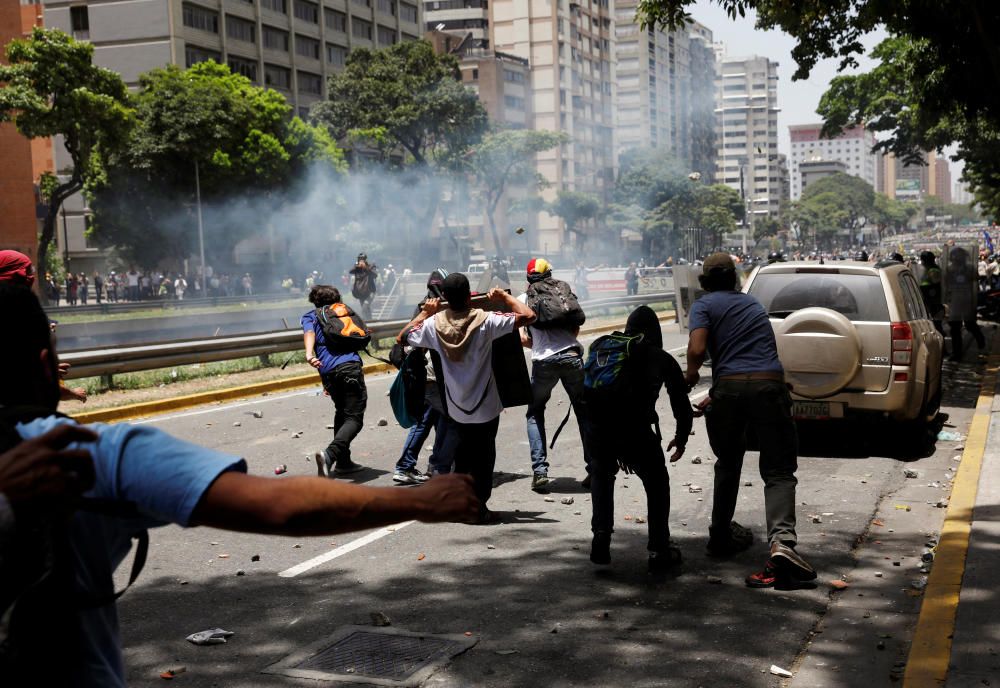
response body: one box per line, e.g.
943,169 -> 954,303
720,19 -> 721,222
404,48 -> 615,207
194,160 -> 206,294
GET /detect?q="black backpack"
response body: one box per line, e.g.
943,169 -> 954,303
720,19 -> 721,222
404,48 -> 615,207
0,408 -> 147,685
583,332 -> 649,419
316,303 -> 372,352
525,277 -> 586,330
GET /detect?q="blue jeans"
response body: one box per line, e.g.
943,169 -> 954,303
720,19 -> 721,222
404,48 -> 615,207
394,385 -> 453,474
525,349 -> 592,475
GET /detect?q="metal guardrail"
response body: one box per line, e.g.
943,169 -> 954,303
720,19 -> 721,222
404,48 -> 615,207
60,292 -> 675,380
46,291 -> 299,317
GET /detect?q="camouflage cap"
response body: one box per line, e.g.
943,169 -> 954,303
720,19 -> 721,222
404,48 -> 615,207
702,252 -> 736,274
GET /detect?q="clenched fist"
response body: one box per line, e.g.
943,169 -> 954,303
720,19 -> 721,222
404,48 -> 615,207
412,473 -> 480,524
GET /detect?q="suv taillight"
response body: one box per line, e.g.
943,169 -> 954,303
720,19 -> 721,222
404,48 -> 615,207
891,322 -> 913,365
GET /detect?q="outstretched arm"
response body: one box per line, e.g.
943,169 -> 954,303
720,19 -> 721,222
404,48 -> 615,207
191,473 -> 479,536
488,288 -> 536,328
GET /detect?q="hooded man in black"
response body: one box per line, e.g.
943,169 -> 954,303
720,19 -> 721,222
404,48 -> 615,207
588,305 -> 693,572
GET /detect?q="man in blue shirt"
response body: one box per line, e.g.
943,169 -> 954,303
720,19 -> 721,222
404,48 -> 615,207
0,283 -> 478,687
303,285 -> 367,477
685,253 -> 815,589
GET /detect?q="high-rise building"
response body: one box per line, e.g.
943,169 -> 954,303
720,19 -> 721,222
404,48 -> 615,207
40,0 -> 423,270
787,123 -> 878,200
881,151 -> 952,203
714,53 -> 781,218
0,0 -> 53,264
611,11 -> 715,178
423,0 -> 486,48
954,180 -> 975,206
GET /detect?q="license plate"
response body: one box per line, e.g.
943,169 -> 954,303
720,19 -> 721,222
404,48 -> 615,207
793,401 -> 844,419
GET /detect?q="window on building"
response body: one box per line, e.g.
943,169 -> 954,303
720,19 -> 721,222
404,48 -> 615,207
324,8 -> 347,31
401,32 -> 417,41
470,68 -> 479,79
263,26 -> 289,51
294,0 -> 319,22
326,43 -> 346,66
228,55 -> 258,80
226,15 -> 255,43
298,71 -> 322,94
70,6 -> 89,39
377,0 -> 395,14
377,25 -> 396,45
504,95 -> 525,110
264,63 -> 291,89
399,2 -> 417,22
185,44 -> 221,67
261,0 -> 287,13
296,34 -> 320,58
352,0 -> 371,8
503,69 -> 524,83
183,3 -> 219,33
352,17 -> 372,39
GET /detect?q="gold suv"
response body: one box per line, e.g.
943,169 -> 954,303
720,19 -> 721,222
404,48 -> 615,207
743,262 -> 944,425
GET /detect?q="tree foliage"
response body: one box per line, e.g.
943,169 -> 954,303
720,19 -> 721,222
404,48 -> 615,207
547,190 -> 601,248
0,27 -> 132,302
615,147 -> 692,210
787,172 -> 879,248
468,129 -> 568,253
88,61 -> 344,267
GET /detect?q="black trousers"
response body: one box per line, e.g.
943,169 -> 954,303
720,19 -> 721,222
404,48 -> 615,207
320,361 -> 368,466
439,415 -> 500,509
588,423 -> 671,552
704,379 -> 798,546
949,320 -> 986,358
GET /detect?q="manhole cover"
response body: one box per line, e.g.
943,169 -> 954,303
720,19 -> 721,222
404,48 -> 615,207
263,626 -> 478,686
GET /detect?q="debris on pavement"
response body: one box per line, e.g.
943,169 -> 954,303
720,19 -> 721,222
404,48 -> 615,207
251,554 -> 260,562
635,516 -> 647,524
292,543 -> 302,548
894,504 -> 912,511
274,464 -> 287,475
688,485 -> 703,494
495,650 -> 518,655
217,554 -> 229,559
706,575 -> 723,584
872,519 -> 884,527
744,481 -> 753,487
769,665 -> 793,678
370,611 -> 392,627
252,410 -> 263,419
829,579 -> 849,590
326,424 -> 334,429
911,577 -> 928,591
377,418 -> 389,426
544,496 -> 555,503
417,553 -> 426,561
486,544 -> 495,550
691,456 -> 702,464
186,628 -> 234,646
937,430 -> 963,442
811,515 -> 823,524
236,569 -> 246,576
903,469 -> 919,479
560,497 -> 575,505
232,422 -> 241,427
874,571 -> 884,577
160,667 -> 187,680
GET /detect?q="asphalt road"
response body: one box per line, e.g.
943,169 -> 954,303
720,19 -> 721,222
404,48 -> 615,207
112,323 -> 991,687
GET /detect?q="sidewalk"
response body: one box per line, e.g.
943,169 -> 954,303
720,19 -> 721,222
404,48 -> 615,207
904,344 -> 1000,687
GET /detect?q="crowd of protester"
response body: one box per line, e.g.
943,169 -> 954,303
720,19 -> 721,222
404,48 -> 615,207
41,266 -> 256,306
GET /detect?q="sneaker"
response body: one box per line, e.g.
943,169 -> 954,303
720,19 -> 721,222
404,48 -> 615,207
648,545 -> 682,574
590,531 -> 611,565
769,542 -> 817,581
745,559 -> 778,588
531,474 -> 552,492
706,521 -> 754,557
333,460 -> 366,476
314,451 -> 329,478
581,474 -> 592,490
393,468 -> 429,485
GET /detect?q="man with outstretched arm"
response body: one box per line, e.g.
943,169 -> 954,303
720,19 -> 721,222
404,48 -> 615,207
0,283 -> 479,688
684,253 -> 816,589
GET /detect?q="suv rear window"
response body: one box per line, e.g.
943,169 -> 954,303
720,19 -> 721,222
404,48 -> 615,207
748,272 -> 891,322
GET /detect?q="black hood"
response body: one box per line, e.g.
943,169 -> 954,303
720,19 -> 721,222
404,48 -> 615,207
624,305 -> 662,349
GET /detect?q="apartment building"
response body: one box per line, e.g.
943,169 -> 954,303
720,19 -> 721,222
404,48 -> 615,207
612,9 -> 715,179
423,0 -> 486,48
881,151 -> 952,203
1,0 -> 53,264
714,54 -> 781,218
787,123 -> 878,200
40,0 -> 422,270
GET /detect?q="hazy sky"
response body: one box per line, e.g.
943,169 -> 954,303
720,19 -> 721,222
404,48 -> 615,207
690,0 -> 885,158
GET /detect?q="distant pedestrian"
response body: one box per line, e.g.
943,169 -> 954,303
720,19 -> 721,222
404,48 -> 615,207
398,274 -> 536,523
918,251 -> 946,336
93,271 -> 104,304
241,273 -> 253,296
303,285 -> 368,477
125,267 -> 139,301
66,273 -> 78,306
174,275 -> 187,300
350,253 -> 378,320
78,273 -> 88,304
945,246 -> 986,361
625,262 -> 639,296
684,252 -> 816,589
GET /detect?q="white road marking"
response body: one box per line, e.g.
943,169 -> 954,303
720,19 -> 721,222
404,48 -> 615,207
278,521 -> 416,578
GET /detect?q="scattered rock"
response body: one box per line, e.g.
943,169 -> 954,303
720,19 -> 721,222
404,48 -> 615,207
829,579 -> 849,590
292,543 -> 302,549
377,418 -> 389,427
560,497 -> 575,505
691,456 -> 702,464
877,641 -> 886,650
874,571 -> 884,578
904,469 -> 919,479
543,496 -> 555,503
486,544 -> 495,550
251,554 -> 260,562
635,517 -> 647,524
160,667 -> 187,680
236,569 -> 246,576
688,485 -> 703,494
769,665 -> 793,678
911,577 -> 928,591
744,481 -> 753,487
232,422 -> 241,427
218,554 -> 229,559
291,432 -> 301,439
495,649 -> 518,656
370,612 -> 392,627
893,561 -> 901,567
707,575 -> 723,584
252,410 -> 263,419
179,580 -> 189,586
573,511 -> 582,515
417,553 -> 426,561
812,515 -> 823,524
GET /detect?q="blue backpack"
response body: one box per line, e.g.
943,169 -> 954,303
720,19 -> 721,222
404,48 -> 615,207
389,348 -> 427,428
584,332 -> 646,415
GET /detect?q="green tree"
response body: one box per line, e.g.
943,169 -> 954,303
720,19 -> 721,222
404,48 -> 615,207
642,183 -> 743,257
468,129 -> 568,254
0,28 -> 132,302
88,61 -> 343,267
871,193 -> 916,239
547,190 -> 601,249
615,147 -> 691,210
801,172 -> 875,244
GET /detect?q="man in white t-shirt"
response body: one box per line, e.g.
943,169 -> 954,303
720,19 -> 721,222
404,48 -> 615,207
125,268 -> 139,301
399,273 -> 535,522
518,258 -> 592,492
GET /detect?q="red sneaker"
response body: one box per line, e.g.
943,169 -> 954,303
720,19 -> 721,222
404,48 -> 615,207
745,560 -> 777,588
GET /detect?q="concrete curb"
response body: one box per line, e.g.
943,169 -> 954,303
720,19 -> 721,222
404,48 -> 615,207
72,311 -> 676,425
903,338 -> 1000,687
